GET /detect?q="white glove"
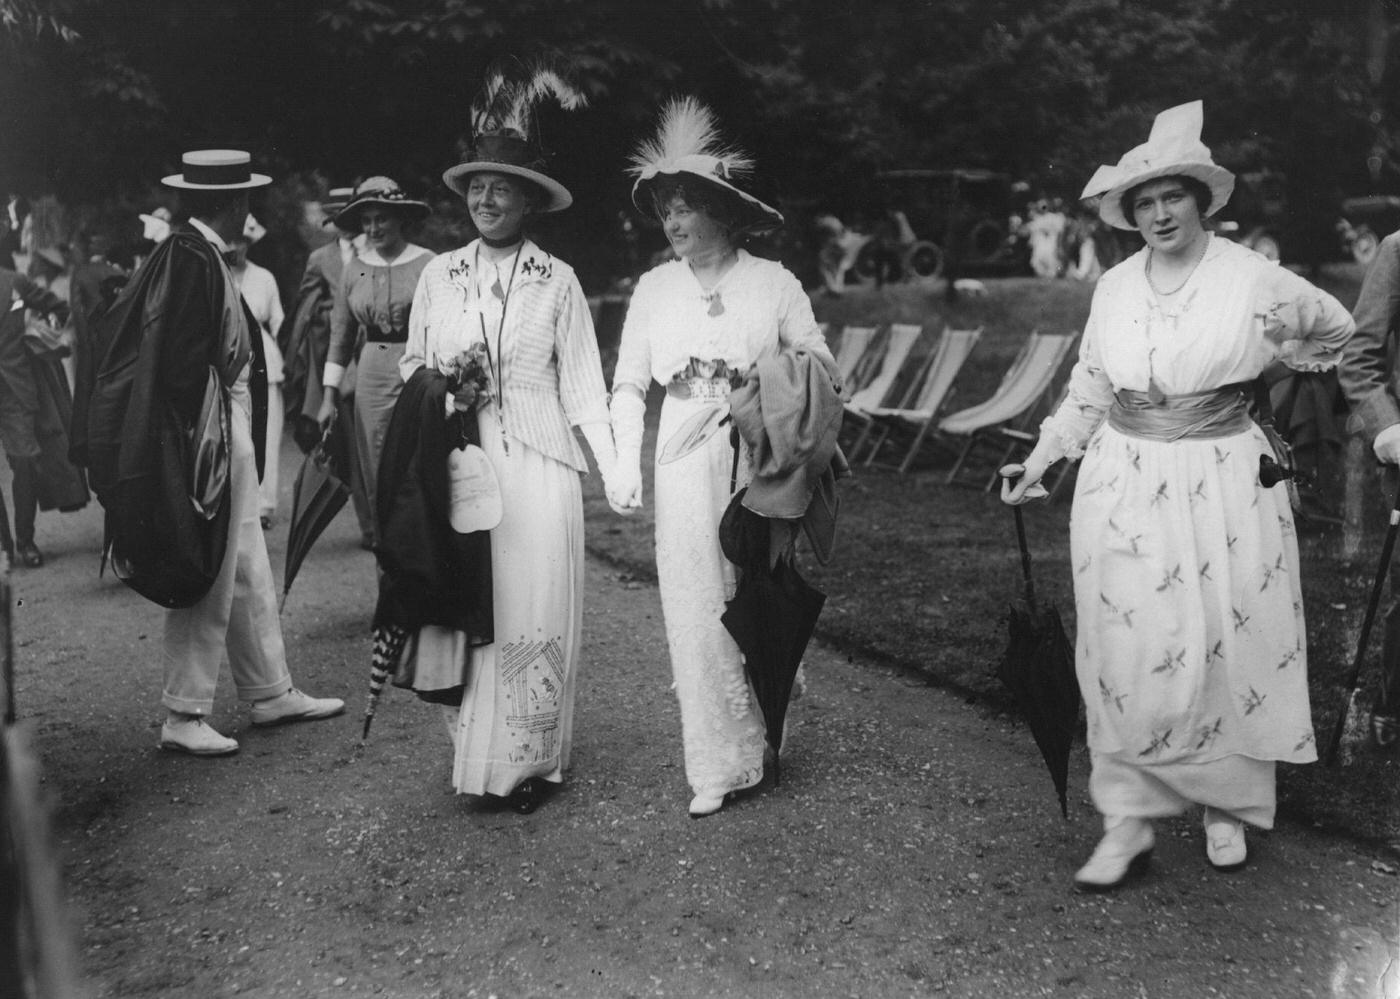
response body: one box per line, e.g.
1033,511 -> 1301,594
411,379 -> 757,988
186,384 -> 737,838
609,390 -> 646,514
1375,423 -> 1400,465
998,438 -> 1055,505
578,421 -> 631,515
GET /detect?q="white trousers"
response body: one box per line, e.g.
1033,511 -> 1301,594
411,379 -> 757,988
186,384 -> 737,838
258,381 -> 283,518
162,387 -> 291,714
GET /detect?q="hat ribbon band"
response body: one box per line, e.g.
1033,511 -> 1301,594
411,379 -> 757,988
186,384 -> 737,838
183,161 -> 252,186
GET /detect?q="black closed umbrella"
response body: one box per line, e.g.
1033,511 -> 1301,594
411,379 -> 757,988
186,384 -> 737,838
280,420 -> 352,611
720,492 -> 825,784
999,504 -> 1079,818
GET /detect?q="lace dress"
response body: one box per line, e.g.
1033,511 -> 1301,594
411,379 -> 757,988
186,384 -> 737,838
612,251 -> 833,798
1038,237 -> 1354,799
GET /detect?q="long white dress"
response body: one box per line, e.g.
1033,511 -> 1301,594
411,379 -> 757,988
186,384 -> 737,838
1038,236 -> 1354,822
400,241 -> 610,797
612,250 -> 834,799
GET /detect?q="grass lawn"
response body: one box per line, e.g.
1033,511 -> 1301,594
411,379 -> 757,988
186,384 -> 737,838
582,264 -> 1399,846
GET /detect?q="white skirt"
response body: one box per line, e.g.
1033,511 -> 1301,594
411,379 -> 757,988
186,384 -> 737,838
653,394 -> 767,798
412,401 -> 585,796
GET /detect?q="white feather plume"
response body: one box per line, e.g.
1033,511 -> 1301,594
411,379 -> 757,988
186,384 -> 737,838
472,58 -> 587,139
627,97 -> 753,179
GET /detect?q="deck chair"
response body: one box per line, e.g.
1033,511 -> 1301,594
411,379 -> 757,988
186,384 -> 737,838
832,324 -> 882,396
842,323 -> 928,450
940,329 -> 1080,488
854,326 -> 984,472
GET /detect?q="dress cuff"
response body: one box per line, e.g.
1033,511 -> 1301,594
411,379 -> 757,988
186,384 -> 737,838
322,362 -> 346,391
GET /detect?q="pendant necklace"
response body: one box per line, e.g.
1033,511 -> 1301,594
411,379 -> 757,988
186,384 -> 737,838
696,251 -> 738,317
475,243 -> 522,456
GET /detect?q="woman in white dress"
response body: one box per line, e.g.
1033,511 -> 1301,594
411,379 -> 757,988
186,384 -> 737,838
396,98 -> 618,814
609,99 -> 836,818
1003,102 -> 1354,889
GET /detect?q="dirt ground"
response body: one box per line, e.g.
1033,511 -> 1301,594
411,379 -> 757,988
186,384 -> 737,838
6,441 -> 1399,999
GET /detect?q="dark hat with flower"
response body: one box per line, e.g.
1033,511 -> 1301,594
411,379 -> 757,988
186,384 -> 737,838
628,98 -> 783,235
333,176 -> 431,232
441,61 -> 584,214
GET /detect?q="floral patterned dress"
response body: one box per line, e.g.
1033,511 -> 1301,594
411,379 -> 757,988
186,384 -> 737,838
1039,237 -> 1354,797
612,251 -> 833,799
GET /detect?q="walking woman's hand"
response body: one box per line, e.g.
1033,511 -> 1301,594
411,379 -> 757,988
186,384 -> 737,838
999,461 -> 1050,504
315,390 -> 339,431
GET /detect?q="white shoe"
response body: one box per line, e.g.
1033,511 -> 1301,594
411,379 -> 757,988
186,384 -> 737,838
1203,808 -> 1248,871
688,792 -> 726,819
1073,816 -> 1154,892
250,687 -> 345,727
160,715 -> 239,756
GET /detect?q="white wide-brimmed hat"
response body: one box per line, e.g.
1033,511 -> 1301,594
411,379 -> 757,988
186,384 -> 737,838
162,149 -> 272,190
442,134 -> 573,213
628,97 -> 783,234
1081,101 -> 1235,231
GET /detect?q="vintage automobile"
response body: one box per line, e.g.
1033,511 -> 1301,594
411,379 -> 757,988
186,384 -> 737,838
850,168 -> 1031,282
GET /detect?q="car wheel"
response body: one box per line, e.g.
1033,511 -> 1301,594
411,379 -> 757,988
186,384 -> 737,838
1351,226 -> 1379,266
903,241 -> 944,279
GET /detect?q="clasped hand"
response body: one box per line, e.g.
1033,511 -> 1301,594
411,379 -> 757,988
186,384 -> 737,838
604,464 -> 643,516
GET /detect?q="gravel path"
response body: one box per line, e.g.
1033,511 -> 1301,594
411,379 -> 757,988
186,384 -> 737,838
8,458 -> 1398,999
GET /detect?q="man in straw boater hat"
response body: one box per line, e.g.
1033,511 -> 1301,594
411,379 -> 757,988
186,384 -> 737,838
80,150 -> 344,756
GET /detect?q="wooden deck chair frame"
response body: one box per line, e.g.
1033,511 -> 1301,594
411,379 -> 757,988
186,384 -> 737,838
991,383 -> 1077,499
940,329 -> 1080,488
855,326 -> 984,473
843,322 -> 931,448
832,324 -> 883,397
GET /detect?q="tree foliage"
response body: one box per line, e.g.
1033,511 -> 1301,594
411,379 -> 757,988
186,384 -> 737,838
2,0 -> 1399,280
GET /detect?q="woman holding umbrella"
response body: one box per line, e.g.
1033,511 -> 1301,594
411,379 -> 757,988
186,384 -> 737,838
316,177 -> 434,545
608,98 -> 836,818
382,68 -> 619,815
1002,102 -> 1354,889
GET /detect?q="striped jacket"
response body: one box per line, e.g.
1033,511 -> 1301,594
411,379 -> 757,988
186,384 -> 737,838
402,239 -> 609,472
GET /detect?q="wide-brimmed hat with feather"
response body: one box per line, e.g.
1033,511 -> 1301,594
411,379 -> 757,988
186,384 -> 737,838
1081,101 -> 1235,231
628,98 -> 783,234
442,62 -> 584,214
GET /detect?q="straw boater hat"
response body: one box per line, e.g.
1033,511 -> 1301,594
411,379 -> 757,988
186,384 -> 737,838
1080,101 -> 1236,231
333,177 -> 431,232
162,149 -> 272,190
321,186 -> 355,227
441,63 -> 585,214
628,97 -> 784,235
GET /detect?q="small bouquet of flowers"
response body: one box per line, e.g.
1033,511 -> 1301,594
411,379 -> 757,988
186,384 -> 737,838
440,342 -> 493,411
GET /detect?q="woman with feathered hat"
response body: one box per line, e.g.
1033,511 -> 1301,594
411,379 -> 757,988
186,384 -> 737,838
1002,102 -> 1355,889
388,66 -> 618,815
316,176 -> 434,544
609,98 -> 836,818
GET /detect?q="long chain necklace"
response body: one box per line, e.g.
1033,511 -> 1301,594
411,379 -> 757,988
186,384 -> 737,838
1145,236 -> 1209,297
475,243 -> 522,456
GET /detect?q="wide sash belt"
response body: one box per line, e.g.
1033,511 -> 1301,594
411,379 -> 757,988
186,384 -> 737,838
1107,381 -> 1253,442
363,325 -> 407,344
666,377 -> 732,403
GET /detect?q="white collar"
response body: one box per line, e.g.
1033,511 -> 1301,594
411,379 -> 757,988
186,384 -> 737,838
358,243 -> 431,268
188,216 -> 227,252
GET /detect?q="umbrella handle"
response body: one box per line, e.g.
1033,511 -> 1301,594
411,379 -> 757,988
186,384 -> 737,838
1325,472 -> 1400,762
1013,505 -> 1038,616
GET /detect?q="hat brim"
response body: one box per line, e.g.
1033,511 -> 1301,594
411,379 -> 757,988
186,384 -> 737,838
442,163 -> 572,214
161,173 -> 272,191
632,169 -> 784,235
333,197 -> 432,233
1095,163 -> 1235,231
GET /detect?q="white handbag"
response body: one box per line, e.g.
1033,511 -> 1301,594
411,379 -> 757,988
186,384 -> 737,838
446,443 -> 502,533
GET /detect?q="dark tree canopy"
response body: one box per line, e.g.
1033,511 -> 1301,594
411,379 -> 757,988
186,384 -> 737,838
2,0 -> 1399,284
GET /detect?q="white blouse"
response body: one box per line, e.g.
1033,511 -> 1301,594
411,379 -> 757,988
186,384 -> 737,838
1041,236 -> 1355,460
612,250 -> 830,394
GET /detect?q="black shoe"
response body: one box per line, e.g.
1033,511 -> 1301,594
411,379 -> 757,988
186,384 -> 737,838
16,541 -> 43,568
508,778 -> 546,814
